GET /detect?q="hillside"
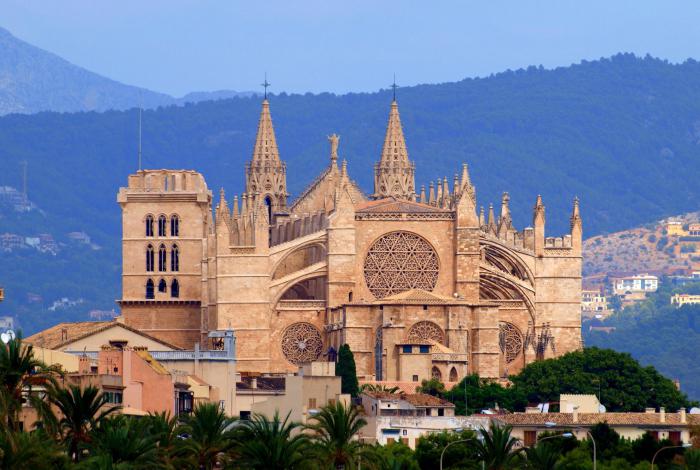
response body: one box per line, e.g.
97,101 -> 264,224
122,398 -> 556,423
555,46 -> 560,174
584,282 -> 700,400
5,54 -> 700,333
583,212 -> 700,276
0,26 -> 253,115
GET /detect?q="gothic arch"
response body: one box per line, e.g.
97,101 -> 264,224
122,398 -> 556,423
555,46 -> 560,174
479,239 -> 534,285
449,367 -> 458,382
479,273 -> 536,322
431,366 -> 442,380
407,321 -> 445,344
272,243 -> 327,280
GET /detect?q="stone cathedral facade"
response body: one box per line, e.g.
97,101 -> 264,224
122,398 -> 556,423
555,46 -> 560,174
117,98 -> 582,383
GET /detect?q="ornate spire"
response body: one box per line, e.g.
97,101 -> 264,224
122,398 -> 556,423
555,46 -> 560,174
533,194 -> 545,225
500,192 -> 511,226
487,203 -> 497,234
245,99 -> 288,217
372,100 -> 416,200
420,185 -> 426,203
570,196 -> 581,229
479,206 -> 485,226
328,133 -> 339,167
429,181 -> 436,205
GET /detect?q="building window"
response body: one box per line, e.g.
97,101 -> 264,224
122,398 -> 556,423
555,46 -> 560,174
146,245 -> 154,272
158,215 -> 167,236
669,431 -> 681,445
158,245 -> 167,271
171,279 -> 179,298
240,411 -> 251,420
146,279 -> 155,299
401,438 -> 409,446
171,245 -> 179,272
524,430 -> 537,447
449,367 -> 458,382
412,375 -> 419,382
158,279 -> 167,293
170,215 -> 179,237
145,215 -> 154,237
419,345 -> 430,354
308,398 -> 317,409
402,345 -> 412,354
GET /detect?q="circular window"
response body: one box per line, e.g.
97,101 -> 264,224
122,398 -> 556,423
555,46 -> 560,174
363,231 -> 439,298
281,322 -> 323,365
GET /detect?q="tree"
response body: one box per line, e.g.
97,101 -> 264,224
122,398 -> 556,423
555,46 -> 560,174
336,344 -> 359,397
473,423 -> 522,470
359,383 -> 399,394
414,430 -> 479,470
177,402 -> 236,470
524,442 -> 562,470
235,411 -> 310,469
48,384 -> 120,461
0,334 -> 59,430
0,428 -> 68,469
305,400 -> 368,469
143,411 -> 181,469
448,375 -> 527,415
80,415 -> 160,469
366,442 -> 420,470
415,378 -> 446,397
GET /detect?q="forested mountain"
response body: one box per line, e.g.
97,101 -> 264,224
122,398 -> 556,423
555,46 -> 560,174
0,26 -> 252,115
3,53 -> 700,335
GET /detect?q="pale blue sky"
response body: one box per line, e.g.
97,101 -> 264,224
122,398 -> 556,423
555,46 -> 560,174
2,0 -> 699,96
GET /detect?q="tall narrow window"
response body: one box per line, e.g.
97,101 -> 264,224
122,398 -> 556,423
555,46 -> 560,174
171,245 -> 179,272
171,279 -> 179,298
146,279 -> 155,299
158,279 -> 167,293
145,215 -> 154,237
170,215 -> 179,237
146,245 -> 154,272
158,215 -> 167,237
158,244 -> 167,272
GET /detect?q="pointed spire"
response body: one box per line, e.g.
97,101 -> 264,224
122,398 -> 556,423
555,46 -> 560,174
453,174 -> 460,196
251,99 -> 280,164
570,196 -> 581,228
436,179 -> 443,204
241,193 -> 248,215
461,163 -> 472,189
500,192 -> 511,224
328,133 -> 339,167
479,206 -> 485,226
420,185 -> 426,203
217,187 -> 229,216
381,100 -> 409,165
341,159 -> 348,178
373,99 -> 416,200
487,203 -> 497,234
442,177 -> 450,205
429,181 -> 436,205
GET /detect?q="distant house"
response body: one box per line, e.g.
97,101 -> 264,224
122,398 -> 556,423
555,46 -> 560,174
689,223 -> 700,237
612,273 -> 658,295
666,220 -> 685,236
670,294 -> 700,307
581,289 -> 612,319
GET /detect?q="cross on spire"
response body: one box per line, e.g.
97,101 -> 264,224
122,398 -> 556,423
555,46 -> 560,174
261,73 -> 271,100
390,74 -> 398,101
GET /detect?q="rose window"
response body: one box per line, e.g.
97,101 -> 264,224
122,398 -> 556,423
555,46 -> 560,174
499,322 -> 523,364
407,321 -> 445,344
281,322 -> 323,365
363,231 -> 439,298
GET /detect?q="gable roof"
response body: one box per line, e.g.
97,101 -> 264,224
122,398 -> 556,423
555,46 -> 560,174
374,288 -> 456,305
25,320 -> 182,351
494,412 -> 699,427
362,391 -> 455,408
355,197 -> 450,214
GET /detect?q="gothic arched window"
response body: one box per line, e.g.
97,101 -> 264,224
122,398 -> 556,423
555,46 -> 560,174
431,366 -> 442,381
145,215 -> 154,237
171,279 -> 179,298
145,279 -> 155,299
171,245 -> 179,272
449,367 -> 458,382
158,244 -> 167,272
158,279 -> 167,293
146,245 -> 154,272
158,215 -> 167,237
170,215 -> 179,237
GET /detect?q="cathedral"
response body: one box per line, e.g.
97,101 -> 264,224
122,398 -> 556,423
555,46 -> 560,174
117,97 -> 582,383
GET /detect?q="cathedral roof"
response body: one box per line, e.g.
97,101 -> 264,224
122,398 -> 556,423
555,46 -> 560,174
356,197 -> 449,214
251,99 -> 280,164
373,288 -> 456,304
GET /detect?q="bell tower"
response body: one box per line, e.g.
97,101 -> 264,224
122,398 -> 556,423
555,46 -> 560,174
245,98 -> 288,221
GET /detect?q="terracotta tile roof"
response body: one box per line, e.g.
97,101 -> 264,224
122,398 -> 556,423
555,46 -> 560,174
360,380 -> 461,394
134,350 -> 170,375
494,412 -> 700,427
355,197 -> 449,214
374,288 -> 456,305
236,376 -> 286,392
362,391 -> 455,408
25,320 -> 182,351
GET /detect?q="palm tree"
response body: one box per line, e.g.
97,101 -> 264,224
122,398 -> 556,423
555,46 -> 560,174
0,427 -> 68,469
48,384 -> 120,461
235,411 -> 310,469
473,423 -> 523,470
305,401 -> 369,470
524,441 -> 561,470
144,411 -> 181,469
359,384 -> 400,394
0,334 -> 60,430
177,402 -> 236,470
81,415 -> 160,469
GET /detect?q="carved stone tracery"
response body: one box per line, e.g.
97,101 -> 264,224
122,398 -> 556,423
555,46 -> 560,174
407,321 -> 445,344
498,322 -> 523,364
281,322 -> 323,365
363,231 -> 439,298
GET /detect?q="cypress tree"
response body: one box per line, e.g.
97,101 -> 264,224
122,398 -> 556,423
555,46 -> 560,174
336,344 -> 359,397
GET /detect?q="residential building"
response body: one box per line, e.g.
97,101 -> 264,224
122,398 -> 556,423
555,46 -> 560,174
612,274 -> 658,295
360,391 -> 490,448
689,224 -> 700,237
671,294 -> 700,307
250,362 -> 349,424
581,289 -> 612,319
666,221 -> 685,236
494,394 -> 695,447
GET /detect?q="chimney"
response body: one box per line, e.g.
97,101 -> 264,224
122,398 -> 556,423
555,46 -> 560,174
681,408 -> 687,424
573,407 -> 579,423
660,407 -> 666,423
251,377 -> 257,390
645,408 -> 655,414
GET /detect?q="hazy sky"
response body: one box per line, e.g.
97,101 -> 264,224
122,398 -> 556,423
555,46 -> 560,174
2,1 -> 700,97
